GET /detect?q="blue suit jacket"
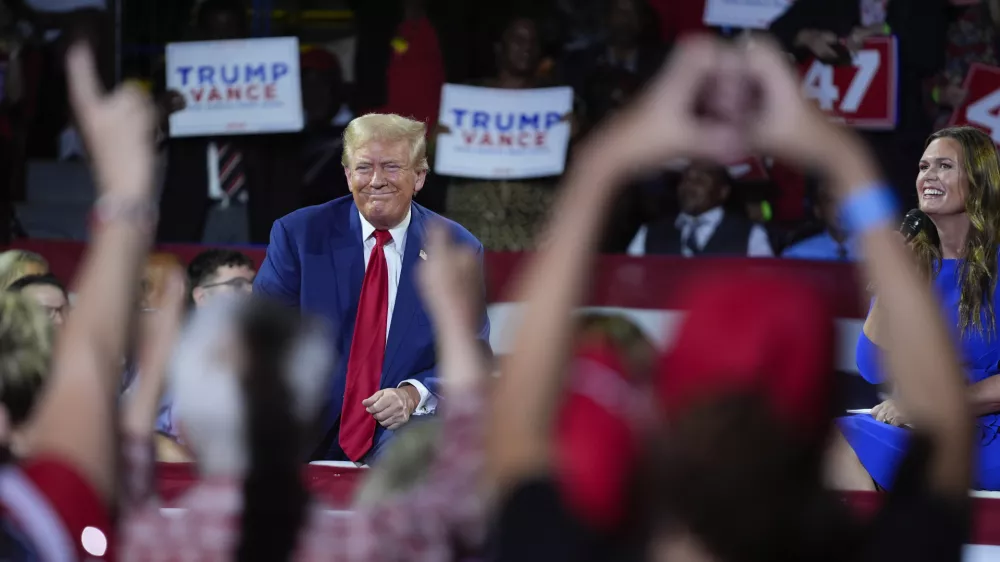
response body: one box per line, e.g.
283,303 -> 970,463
253,196 -> 491,455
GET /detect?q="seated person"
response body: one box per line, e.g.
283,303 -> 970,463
782,180 -> 858,261
188,248 -> 256,308
8,273 -> 69,327
147,248 -> 256,460
627,162 -> 773,257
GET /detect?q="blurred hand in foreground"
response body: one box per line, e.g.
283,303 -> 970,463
66,42 -> 156,200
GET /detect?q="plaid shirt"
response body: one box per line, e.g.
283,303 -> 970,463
119,384 -> 485,561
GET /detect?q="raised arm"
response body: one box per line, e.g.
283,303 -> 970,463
27,43 -> 158,502
490,38 -> 746,494
120,268 -> 186,510
746,37 -> 972,498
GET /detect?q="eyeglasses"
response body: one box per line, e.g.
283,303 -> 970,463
199,277 -> 253,292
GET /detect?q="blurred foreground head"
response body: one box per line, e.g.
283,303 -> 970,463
0,250 -> 49,291
0,293 -> 53,461
644,273 -> 843,562
170,296 -> 332,476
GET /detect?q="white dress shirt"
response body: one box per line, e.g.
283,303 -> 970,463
627,206 -> 774,258
358,209 -> 436,415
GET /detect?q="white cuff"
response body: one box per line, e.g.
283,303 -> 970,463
399,379 -> 438,415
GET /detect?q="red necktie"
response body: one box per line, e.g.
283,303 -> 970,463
339,230 -> 392,461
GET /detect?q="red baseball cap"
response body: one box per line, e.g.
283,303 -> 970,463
300,48 -> 341,74
656,271 -> 835,441
555,336 -> 644,532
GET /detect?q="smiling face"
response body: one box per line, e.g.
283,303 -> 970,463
677,163 -> 731,216
345,139 -> 426,230
917,137 -> 969,217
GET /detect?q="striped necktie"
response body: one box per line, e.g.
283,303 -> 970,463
217,142 -> 246,199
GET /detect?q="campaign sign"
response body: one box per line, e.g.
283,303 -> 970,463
798,36 -> 898,130
702,0 -> 791,29
949,63 -> 1000,146
435,84 -> 573,180
166,37 -> 304,137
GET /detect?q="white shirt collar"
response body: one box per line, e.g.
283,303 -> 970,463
676,206 -> 724,230
359,206 -> 412,252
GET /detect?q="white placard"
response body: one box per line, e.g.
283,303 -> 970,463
434,84 -> 573,180
166,37 -> 304,137
703,0 -> 792,29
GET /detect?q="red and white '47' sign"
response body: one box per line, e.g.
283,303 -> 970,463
798,36 -> 899,130
949,63 -> 1000,146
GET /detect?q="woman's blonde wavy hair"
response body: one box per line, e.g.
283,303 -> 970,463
911,126 -> 1000,335
0,292 -> 53,425
0,250 -> 48,291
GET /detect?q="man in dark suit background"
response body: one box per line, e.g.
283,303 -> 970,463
254,113 -> 490,462
155,0 -> 302,245
628,162 -> 774,258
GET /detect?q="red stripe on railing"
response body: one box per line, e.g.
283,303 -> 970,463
6,240 -> 867,318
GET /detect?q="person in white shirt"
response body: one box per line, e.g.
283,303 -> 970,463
627,162 -> 774,257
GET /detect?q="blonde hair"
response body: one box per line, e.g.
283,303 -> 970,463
0,292 -> 52,425
341,113 -> 429,172
352,419 -> 442,507
0,250 -> 49,291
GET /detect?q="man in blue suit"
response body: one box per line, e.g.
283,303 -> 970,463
253,113 -> 490,462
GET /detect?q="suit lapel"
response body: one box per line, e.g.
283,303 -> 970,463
333,203 -> 365,324
383,204 -> 424,379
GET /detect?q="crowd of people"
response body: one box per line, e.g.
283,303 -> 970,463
0,0 -> 986,258
0,0 -> 1000,560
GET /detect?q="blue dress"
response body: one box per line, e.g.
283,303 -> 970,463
838,259 -> 1000,490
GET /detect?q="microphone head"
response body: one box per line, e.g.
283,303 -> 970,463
900,209 -> 928,242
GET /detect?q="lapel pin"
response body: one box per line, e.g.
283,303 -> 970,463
419,250 -> 428,261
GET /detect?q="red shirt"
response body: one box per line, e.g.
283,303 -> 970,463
378,17 -> 446,129
0,457 -> 115,560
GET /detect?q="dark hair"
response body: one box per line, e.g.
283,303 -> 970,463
235,299 -> 311,562
187,249 -> 255,288
195,0 -> 247,29
639,392 -> 860,562
7,274 -> 68,299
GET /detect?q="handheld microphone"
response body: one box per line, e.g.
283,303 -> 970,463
900,209 -> 928,242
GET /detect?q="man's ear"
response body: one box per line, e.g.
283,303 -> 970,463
344,165 -> 353,191
413,168 -> 428,194
192,287 -> 206,308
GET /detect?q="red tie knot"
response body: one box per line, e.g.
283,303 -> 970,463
373,230 -> 392,246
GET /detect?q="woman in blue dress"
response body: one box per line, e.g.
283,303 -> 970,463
832,126 -> 1000,491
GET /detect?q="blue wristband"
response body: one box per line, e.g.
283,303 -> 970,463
839,185 -> 898,235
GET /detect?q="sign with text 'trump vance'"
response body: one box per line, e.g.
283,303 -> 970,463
166,37 -> 304,137
435,84 -> 573,180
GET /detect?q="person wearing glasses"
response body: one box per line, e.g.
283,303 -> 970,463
188,249 -> 256,308
7,273 -> 69,327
